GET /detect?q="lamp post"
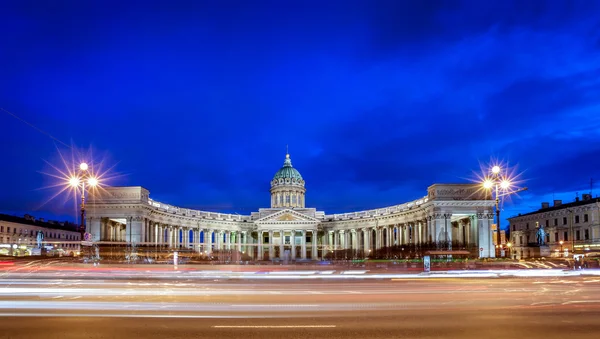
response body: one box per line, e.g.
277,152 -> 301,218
482,165 -> 527,258
68,162 -> 99,240
483,166 -> 510,257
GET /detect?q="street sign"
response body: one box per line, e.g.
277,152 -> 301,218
81,241 -> 93,247
480,247 -> 483,252
423,255 -> 431,273
84,233 -> 92,241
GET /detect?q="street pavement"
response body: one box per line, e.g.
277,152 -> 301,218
2,261 -> 600,338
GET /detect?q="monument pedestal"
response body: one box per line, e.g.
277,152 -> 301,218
532,245 -> 551,258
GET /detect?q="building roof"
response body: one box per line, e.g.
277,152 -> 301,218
509,196 -> 600,219
272,153 -> 303,181
0,214 -> 79,232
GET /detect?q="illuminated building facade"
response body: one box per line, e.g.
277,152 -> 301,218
0,214 -> 81,256
86,153 -> 497,258
508,194 -> 600,259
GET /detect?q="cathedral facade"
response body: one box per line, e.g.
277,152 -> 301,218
86,153 -> 496,258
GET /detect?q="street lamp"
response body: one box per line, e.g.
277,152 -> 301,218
68,162 -> 99,239
482,165 -> 527,258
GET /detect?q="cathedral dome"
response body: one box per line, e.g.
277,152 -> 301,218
270,153 -> 306,208
272,154 -> 303,183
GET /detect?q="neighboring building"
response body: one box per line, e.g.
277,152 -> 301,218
508,194 -> 600,259
86,152 -> 498,258
0,214 -> 81,256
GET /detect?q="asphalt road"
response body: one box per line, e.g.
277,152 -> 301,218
2,265 -> 600,338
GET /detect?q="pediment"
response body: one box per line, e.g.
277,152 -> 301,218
255,209 -> 320,224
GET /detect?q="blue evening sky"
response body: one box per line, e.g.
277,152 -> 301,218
1,1 -> 599,229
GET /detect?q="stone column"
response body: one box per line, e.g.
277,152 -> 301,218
203,229 -> 209,254
444,213 -> 453,249
258,231 -> 263,260
334,231 -> 339,251
195,228 -> 201,252
301,230 -> 307,259
243,231 -> 250,257
279,230 -> 284,260
312,229 -> 318,260
481,212 -> 495,258
385,226 -> 390,247
363,228 -> 370,255
291,230 -> 296,260
237,231 -> 242,253
268,230 -> 274,260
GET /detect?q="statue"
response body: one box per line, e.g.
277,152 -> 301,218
536,225 -> 546,246
36,231 -> 44,249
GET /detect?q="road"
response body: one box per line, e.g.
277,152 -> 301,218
2,263 -> 600,338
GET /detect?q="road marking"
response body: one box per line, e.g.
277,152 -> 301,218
212,325 -> 336,328
232,304 -> 319,307
562,300 -> 600,305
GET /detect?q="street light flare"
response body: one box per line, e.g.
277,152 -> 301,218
500,180 -> 510,190
491,165 -> 500,174
69,176 -> 80,187
79,162 -> 89,171
483,179 -> 493,189
87,177 -> 98,187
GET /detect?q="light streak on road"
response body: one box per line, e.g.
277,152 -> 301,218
212,325 -> 337,328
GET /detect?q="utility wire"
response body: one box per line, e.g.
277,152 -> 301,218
1,107 -> 72,149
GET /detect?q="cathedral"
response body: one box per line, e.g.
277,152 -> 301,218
87,153 -> 496,258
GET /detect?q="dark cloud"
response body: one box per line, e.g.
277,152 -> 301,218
1,1 -> 600,229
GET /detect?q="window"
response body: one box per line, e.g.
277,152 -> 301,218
584,214 -> 589,222
564,232 -> 568,241
512,225 -> 516,231
554,218 -> 558,226
554,232 -> 558,242
575,215 -> 580,223
576,230 -> 581,241
519,235 -> 523,245
563,217 -> 567,225
0,226 -> 3,232
545,220 -> 549,227
585,229 -> 590,240
6,227 -> 10,233
526,223 -> 529,229
13,228 -> 16,234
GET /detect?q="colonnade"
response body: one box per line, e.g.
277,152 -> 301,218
92,213 -> 488,258
323,217 -> 477,253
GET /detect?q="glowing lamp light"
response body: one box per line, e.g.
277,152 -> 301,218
492,165 -> 500,174
483,179 -> 494,189
87,177 -> 99,187
69,177 -> 80,187
500,180 -> 510,190
79,163 -> 89,171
